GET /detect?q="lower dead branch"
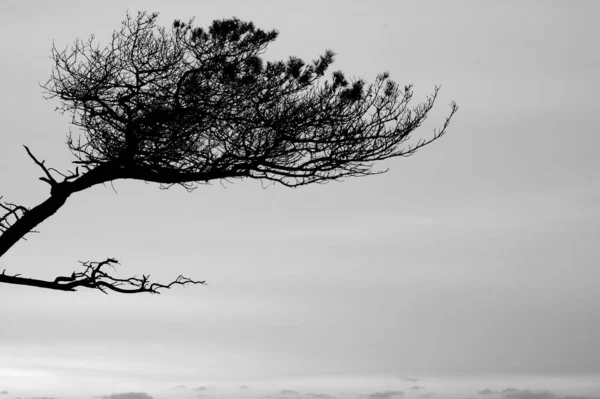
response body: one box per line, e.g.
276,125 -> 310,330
0,258 -> 205,294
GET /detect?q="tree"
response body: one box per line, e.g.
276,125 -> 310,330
0,11 -> 458,294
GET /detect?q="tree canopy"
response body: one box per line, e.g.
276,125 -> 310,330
0,11 -> 457,294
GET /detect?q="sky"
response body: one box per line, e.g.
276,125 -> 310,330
0,0 -> 599,398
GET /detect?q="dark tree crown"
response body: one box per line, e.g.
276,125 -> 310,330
43,11 -> 457,189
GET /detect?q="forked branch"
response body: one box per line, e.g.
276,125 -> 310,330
24,145 -> 81,187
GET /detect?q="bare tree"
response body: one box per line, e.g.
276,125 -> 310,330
0,11 -> 458,294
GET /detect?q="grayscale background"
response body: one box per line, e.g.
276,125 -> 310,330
0,1 -> 599,398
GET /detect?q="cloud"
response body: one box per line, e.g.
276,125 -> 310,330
399,377 -> 418,383
411,386 -> 425,390
194,387 -> 208,392
239,385 -> 249,389
280,390 -> 300,395
0,391 -> 7,395
307,394 -> 336,399
477,388 -> 595,399
502,388 -> 559,399
102,393 -> 154,399
367,391 -> 404,399
172,385 -> 187,390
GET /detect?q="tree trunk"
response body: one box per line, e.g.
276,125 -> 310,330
0,163 -> 118,258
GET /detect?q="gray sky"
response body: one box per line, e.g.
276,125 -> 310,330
1,1 -> 599,398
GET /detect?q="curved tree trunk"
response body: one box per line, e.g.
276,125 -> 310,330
0,163 -> 118,258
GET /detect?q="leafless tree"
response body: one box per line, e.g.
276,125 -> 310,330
0,11 -> 457,294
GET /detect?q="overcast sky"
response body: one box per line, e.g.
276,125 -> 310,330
1,1 -> 599,399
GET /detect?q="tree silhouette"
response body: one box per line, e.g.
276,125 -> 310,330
0,11 -> 457,294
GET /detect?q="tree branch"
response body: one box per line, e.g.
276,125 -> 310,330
24,145 -> 58,186
0,258 -> 205,294
0,197 -> 37,239
24,145 -> 82,186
